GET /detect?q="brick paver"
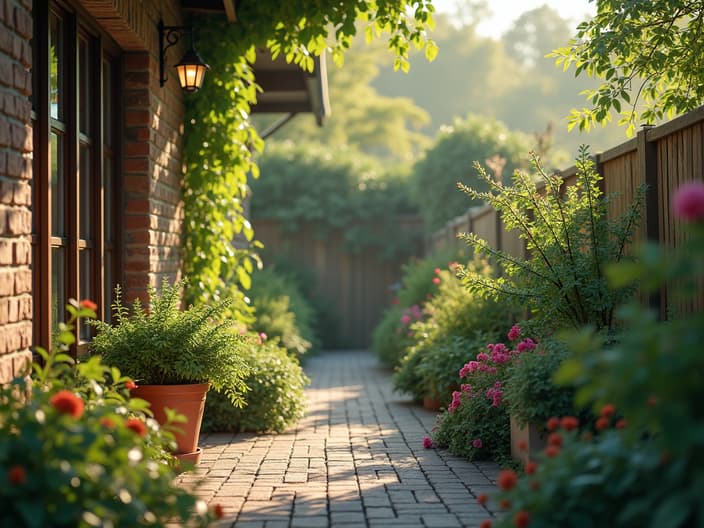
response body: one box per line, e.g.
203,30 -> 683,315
180,350 -> 499,527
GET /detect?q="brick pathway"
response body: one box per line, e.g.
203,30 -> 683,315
180,350 -> 499,527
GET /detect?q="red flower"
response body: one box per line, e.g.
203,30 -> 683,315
8,465 -> 26,485
432,277 -> 440,284
500,499 -> 511,510
524,461 -> 537,475
518,439 -> 528,451
544,445 -> 560,458
212,503 -> 225,519
595,417 -> 610,431
514,510 -> 530,528
50,390 -> 84,418
497,469 -> 518,491
477,493 -> 488,506
560,416 -> 579,431
546,417 -> 559,431
125,418 -> 148,437
79,299 -> 98,311
547,433 -> 562,447
480,521 -> 492,528
99,417 -> 116,429
600,404 -> 616,418
125,380 -> 137,390
615,419 -> 628,429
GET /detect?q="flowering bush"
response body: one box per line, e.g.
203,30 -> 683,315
0,302 -> 218,526
393,260 -> 517,403
202,337 -> 309,433
485,181 -> 704,527
431,327 -> 537,465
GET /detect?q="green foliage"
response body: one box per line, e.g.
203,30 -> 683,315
491,189 -> 704,528
90,280 -> 249,406
396,248 -> 463,307
0,303 -> 215,527
393,260 -> 517,401
251,141 -> 420,259
202,338 -> 310,433
505,339 -> 580,428
411,114 -> 532,230
371,305 -> 415,369
248,267 -> 319,358
459,146 -> 644,334
183,1 -> 437,311
548,0 -> 704,136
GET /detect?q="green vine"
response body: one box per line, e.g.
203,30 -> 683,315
183,1 -> 437,316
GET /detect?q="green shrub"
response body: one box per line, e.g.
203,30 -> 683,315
371,306 -> 416,368
393,260 -> 517,402
459,146 -> 644,335
505,339 -> 582,428
202,338 -> 310,433
396,248 -> 464,308
249,267 -> 319,358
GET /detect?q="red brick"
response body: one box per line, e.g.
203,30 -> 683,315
125,109 -> 150,126
0,299 -> 7,324
6,208 -> 30,234
125,198 -> 149,214
14,5 -> 33,39
18,295 -> 30,318
0,239 -> 11,264
6,151 -> 22,177
13,181 -> 30,205
13,239 -> 29,264
14,269 -> 30,294
124,53 -> 150,70
0,118 -> 9,146
7,297 -> 18,322
0,270 -> 12,296
0,180 -> 12,203
123,174 -> 149,192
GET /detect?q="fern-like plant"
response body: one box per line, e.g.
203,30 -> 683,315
90,279 -> 249,406
458,146 -> 644,334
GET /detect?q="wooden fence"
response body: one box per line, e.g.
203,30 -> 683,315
253,216 -> 425,348
427,106 -> 704,317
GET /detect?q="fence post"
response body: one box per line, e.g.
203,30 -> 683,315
637,125 -> 663,317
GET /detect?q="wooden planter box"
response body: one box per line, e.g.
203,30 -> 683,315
510,415 -> 546,464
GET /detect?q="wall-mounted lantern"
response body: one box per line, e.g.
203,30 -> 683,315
158,20 -> 209,93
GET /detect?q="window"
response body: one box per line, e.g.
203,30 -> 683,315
32,3 -> 121,349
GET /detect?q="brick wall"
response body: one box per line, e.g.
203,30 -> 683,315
0,0 -> 33,382
82,0 -> 186,303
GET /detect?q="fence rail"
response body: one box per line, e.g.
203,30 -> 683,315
427,106 -> 704,316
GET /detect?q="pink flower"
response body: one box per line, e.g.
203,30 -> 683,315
516,338 -> 537,353
434,267 -> 442,275
472,438 -> 483,449
507,325 -> 521,341
460,383 -> 472,394
476,352 -> 489,362
259,332 -> 268,341
423,436 -> 434,449
449,391 -> 463,413
432,277 -> 440,285
673,181 -> 704,221
401,315 -> 411,325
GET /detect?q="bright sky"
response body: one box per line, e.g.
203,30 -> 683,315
433,0 -> 596,38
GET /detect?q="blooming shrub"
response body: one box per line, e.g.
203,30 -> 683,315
0,302 -> 216,526
486,181 -> 704,527
431,327 -> 537,465
202,337 -> 310,433
393,259 -> 517,402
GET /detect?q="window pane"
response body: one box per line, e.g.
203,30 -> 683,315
51,247 -> 66,334
78,36 -> 91,135
51,132 -> 65,236
80,144 -> 92,239
49,13 -> 63,120
79,250 -> 91,339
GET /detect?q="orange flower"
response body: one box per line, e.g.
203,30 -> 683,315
595,417 -> 610,431
8,465 -> 26,485
125,418 -> 147,437
477,494 -> 488,506
547,433 -> 562,447
497,469 -> 518,491
500,499 -> 512,510
560,416 -> 579,431
524,461 -> 537,475
50,390 -> 84,418
79,299 -> 98,311
518,439 -> 528,451
480,521 -> 492,528
546,417 -> 559,431
514,510 -> 530,528
212,503 -> 225,519
99,417 -> 116,429
600,404 -> 616,418
544,445 -> 560,458
615,419 -> 628,429
125,380 -> 137,390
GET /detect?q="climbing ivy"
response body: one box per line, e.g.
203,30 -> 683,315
182,1 -> 437,317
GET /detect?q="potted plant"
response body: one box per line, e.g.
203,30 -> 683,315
90,279 -> 249,463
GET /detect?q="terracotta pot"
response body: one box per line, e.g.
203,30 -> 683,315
132,383 -> 209,455
423,395 -> 442,411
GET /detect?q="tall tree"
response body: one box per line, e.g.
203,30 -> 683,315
549,0 -> 704,136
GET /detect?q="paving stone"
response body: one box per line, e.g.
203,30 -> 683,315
176,350 -> 499,527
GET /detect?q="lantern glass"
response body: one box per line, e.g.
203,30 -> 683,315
174,49 -> 209,92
